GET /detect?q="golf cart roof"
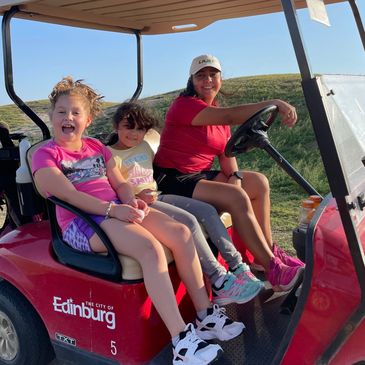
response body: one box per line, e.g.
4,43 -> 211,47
0,0 -> 346,35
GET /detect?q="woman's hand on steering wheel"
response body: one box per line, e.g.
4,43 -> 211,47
274,99 -> 297,128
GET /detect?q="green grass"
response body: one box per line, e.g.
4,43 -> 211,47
0,74 -> 328,252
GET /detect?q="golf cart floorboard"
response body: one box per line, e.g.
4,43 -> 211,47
150,288 -> 292,365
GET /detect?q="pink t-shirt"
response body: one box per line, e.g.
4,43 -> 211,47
154,96 -> 231,173
32,137 -> 117,231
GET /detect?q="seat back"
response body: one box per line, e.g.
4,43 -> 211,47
48,196 -> 122,281
144,128 -> 160,154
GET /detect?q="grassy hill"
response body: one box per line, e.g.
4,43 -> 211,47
0,74 -> 329,251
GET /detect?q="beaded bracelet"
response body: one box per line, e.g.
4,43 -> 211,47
105,202 -> 113,219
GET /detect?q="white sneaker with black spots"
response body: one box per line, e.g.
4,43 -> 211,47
173,323 -> 222,364
195,304 -> 245,341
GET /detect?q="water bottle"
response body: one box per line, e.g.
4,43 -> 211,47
293,198 -> 318,263
309,195 -> 322,210
298,199 -> 315,230
16,138 -> 43,217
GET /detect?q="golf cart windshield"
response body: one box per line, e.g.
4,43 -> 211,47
319,74 -> 365,221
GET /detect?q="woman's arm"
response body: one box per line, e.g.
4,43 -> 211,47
192,99 -> 297,127
217,154 -> 242,186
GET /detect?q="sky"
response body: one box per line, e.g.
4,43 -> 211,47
0,2 -> 364,106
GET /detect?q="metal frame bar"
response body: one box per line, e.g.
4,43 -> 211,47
2,6 -> 50,140
2,7 -> 144,135
130,31 -> 143,101
281,0 -> 365,362
281,0 -> 313,81
349,0 -> 365,51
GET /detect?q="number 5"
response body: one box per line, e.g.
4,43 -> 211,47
111,340 -> 117,355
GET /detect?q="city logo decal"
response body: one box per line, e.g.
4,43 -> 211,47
53,296 -> 116,330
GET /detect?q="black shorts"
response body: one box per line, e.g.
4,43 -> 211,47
153,165 -> 220,198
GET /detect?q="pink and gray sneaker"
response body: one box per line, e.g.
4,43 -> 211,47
268,257 -> 304,292
273,242 -> 305,268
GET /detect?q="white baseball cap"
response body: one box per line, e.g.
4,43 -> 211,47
189,54 -> 222,76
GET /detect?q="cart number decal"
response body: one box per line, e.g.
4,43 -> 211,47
111,340 -> 117,355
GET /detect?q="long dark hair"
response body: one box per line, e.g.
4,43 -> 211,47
179,75 -> 229,105
107,102 -> 159,145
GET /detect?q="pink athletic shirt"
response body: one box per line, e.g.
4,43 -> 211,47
32,138 -> 117,231
154,96 -> 231,173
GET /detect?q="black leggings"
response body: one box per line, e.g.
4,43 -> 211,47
153,165 -> 220,198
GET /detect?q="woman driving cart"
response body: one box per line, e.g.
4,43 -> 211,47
154,54 -> 305,292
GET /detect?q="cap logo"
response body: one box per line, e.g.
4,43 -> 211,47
199,59 -> 213,65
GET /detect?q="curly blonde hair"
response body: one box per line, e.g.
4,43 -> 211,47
48,76 -> 104,119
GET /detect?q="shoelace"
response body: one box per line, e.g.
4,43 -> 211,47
234,263 -> 261,282
173,324 -> 205,362
211,304 -> 227,320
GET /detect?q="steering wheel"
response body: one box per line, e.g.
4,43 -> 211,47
225,105 -> 279,157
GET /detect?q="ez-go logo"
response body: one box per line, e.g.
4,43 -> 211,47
53,296 -> 116,329
55,332 -> 76,346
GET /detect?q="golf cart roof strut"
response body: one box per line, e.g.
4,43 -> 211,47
130,31 -> 143,102
1,6 -> 50,140
349,0 -> 365,51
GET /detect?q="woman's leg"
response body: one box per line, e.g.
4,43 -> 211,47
192,180 -> 274,270
153,199 -> 226,284
241,171 -> 273,246
89,219 -> 185,337
140,207 -> 211,312
160,195 -> 242,270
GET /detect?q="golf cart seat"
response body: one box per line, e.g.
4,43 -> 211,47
26,138 -> 174,281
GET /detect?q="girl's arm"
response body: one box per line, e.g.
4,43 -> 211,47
106,158 -> 149,213
35,163 -> 147,223
191,99 -> 297,127
34,166 -> 112,216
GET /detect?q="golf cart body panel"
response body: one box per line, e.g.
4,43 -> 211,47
1,0 -> 365,364
0,221 -> 194,364
283,196 -> 364,364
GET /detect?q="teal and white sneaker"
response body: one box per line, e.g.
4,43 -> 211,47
212,272 -> 263,306
231,262 -> 262,282
195,304 -> 245,341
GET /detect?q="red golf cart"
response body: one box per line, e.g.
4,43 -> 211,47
0,1 -> 364,364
